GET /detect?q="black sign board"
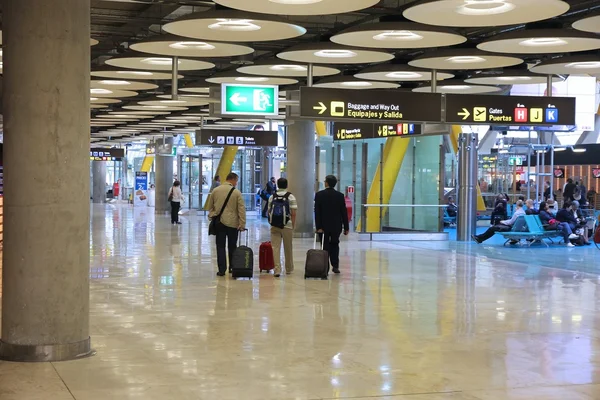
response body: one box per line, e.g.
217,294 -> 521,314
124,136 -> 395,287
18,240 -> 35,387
333,122 -> 422,141
196,129 -> 278,147
445,94 -> 576,126
90,148 -> 125,161
300,87 -> 442,123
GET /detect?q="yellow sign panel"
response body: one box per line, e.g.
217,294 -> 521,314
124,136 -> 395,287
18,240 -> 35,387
473,107 -> 487,122
530,108 -> 543,123
331,101 -> 345,117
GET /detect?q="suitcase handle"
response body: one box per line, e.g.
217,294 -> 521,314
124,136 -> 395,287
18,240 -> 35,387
314,233 -> 324,250
238,228 -> 249,247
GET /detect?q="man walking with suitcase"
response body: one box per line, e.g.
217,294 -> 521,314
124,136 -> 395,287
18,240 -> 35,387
268,178 -> 298,278
314,175 -> 349,274
207,172 -> 246,277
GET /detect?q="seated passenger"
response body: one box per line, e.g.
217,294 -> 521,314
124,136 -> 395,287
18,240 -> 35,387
472,200 -> 526,244
547,198 -> 558,215
556,201 -> 591,245
525,199 -> 538,215
490,194 -> 508,226
538,201 -> 577,247
446,196 -> 458,217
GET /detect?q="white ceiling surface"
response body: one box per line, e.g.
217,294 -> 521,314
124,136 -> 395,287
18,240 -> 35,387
130,38 -> 254,58
106,56 -> 214,71
403,0 -> 570,27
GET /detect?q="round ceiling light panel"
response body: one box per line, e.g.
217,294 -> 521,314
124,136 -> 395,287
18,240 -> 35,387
278,43 -> 393,65
90,88 -> 138,98
572,15 -> 600,34
331,22 -> 466,49
206,73 -> 298,86
123,105 -> 189,112
529,55 -> 600,76
413,80 -> 502,94
465,71 -> 563,85
409,49 -> 523,70
92,68 -> 183,80
403,0 -> 570,27
213,0 -> 378,15
91,80 -> 158,91
478,29 -> 600,54
156,95 -> 216,104
90,38 -> 99,46
313,76 -> 399,90
237,60 -> 340,77
355,64 -> 454,81
105,53 -> 214,71
108,111 -> 171,116
138,98 -> 211,107
90,104 -> 109,109
91,98 -> 122,105
179,84 -> 211,94
130,35 -> 254,58
163,10 -> 306,42
96,114 -> 154,119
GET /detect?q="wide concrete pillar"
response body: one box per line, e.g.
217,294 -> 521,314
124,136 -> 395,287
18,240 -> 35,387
287,120 -> 316,237
92,161 -> 107,203
457,133 -> 478,242
155,138 -> 174,214
1,0 -> 92,361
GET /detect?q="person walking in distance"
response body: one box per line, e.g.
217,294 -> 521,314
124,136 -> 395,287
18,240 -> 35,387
268,178 -> 298,278
314,175 -> 349,274
207,173 -> 246,276
168,180 -> 184,225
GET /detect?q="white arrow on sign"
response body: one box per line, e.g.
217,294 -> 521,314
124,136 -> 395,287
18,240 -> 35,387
230,92 -> 248,106
208,137 -> 215,144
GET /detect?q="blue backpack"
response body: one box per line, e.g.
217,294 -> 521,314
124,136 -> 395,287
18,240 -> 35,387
269,192 -> 291,228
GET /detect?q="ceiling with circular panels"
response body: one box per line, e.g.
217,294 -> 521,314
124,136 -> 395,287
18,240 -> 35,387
277,43 -> 394,65
205,73 -> 298,86
91,80 -> 158,91
355,64 -> 454,82
413,80 -> 503,94
105,53 -> 214,71
478,29 -> 600,54
331,22 -> 466,49
163,10 -> 306,43
409,49 -> 523,70
313,76 -> 399,90
573,14 -> 600,33
213,0 -> 378,16
91,69 -> 182,80
237,60 -> 340,78
530,54 -> 600,76
130,35 -> 254,58
403,0 -> 570,27
465,71 -> 563,85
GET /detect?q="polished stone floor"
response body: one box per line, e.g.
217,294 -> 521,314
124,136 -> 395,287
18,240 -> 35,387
1,204 -> 600,399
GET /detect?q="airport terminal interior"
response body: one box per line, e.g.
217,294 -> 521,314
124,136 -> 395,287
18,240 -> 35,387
1,0 -> 600,399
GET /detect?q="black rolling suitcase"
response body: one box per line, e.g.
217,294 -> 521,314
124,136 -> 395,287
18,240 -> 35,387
231,229 -> 254,280
304,234 -> 329,280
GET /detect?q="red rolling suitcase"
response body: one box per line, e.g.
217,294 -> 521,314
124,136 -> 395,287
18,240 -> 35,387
259,241 -> 275,273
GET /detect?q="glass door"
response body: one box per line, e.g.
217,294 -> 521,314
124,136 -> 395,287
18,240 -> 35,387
180,155 -> 201,209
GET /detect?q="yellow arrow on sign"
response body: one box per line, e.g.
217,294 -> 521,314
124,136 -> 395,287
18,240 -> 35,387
458,108 -> 471,120
313,102 -> 327,115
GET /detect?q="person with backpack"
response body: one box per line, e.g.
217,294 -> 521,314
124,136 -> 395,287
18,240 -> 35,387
268,178 -> 297,278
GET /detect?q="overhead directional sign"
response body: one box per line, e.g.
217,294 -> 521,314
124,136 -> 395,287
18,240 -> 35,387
333,122 -> 421,141
300,87 -> 442,122
221,84 -> 278,116
90,148 -> 125,161
445,94 -> 576,126
196,129 -> 279,147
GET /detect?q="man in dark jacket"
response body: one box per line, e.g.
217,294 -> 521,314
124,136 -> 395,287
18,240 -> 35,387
314,175 -> 349,274
563,178 -> 577,203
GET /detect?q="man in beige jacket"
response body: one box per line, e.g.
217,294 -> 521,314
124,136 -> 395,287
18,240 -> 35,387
207,172 -> 246,276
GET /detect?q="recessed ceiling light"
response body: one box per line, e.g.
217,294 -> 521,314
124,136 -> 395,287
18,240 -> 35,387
457,0 -> 516,16
519,37 -> 568,47
572,148 -> 586,153
314,49 -> 357,58
208,19 -> 261,32
169,41 -> 216,50
385,71 -> 423,79
496,76 -> 532,81
235,77 -> 270,82
270,0 -> 322,3
90,97 -> 99,101
340,81 -> 372,87
553,147 -> 566,152
141,57 -> 177,66
440,85 -> 471,90
372,30 -> 423,41
91,88 -> 113,94
446,56 -> 486,63
117,71 -> 153,76
270,64 -> 306,71
565,61 -> 600,69
160,100 -> 186,104
99,80 -> 131,85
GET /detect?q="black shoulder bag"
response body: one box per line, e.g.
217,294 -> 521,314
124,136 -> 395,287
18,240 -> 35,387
209,187 -> 235,236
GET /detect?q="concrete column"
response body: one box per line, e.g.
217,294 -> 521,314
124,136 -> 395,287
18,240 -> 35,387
287,120 -> 316,237
155,138 -> 174,214
1,0 -> 92,361
457,133 -> 478,241
92,161 -> 107,203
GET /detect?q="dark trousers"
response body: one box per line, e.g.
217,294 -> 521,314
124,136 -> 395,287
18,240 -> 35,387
170,201 -> 180,223
477,224 -> 511,242
320,230 -> 341,269
216,225 -> 238,274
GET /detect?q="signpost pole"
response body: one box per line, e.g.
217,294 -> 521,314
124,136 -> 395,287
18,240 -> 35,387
457,133 -> 478,241
431,69 -> 437,93
361,142 -> 368,233
352,143 -> 357,232
172,56 -> 178,101
547,75 -> 553,97
337,143 -> 341,192
379,142 -> 384,232
307,63 -> 314,87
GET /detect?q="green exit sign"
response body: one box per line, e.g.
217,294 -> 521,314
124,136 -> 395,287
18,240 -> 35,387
221,84 -> 279,116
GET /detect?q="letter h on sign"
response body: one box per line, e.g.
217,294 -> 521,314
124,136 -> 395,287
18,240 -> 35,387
514,107 -> 528,123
